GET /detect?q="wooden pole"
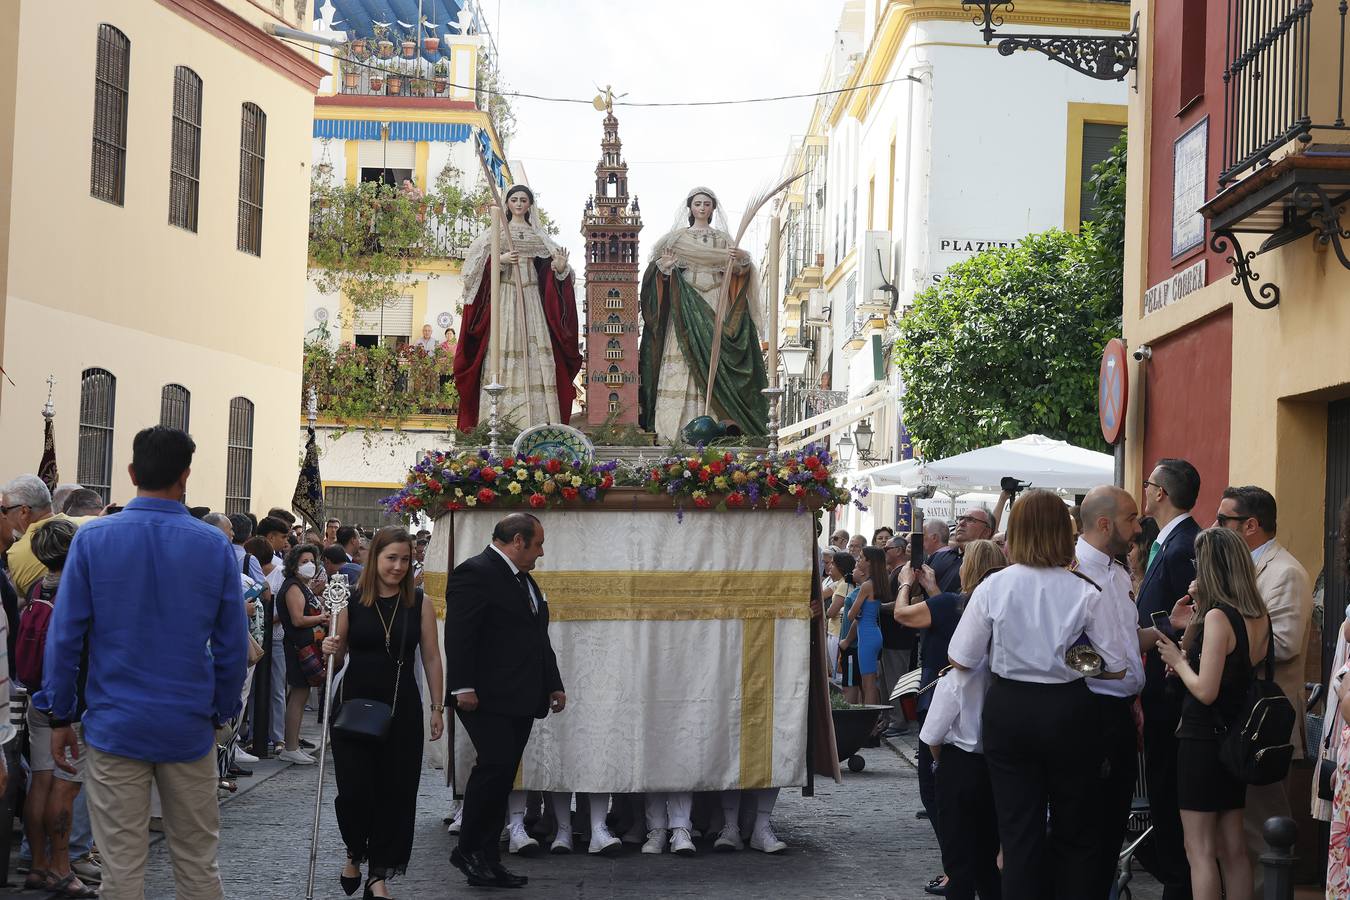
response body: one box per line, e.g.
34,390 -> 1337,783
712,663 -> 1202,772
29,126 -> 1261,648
767,216 -> 781,386
489,206 -> 503,384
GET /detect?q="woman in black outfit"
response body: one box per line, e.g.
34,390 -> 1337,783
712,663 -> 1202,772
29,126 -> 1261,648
1156,527 -> 1269,900
277,544 -> 328,764
323,526 -> 444,900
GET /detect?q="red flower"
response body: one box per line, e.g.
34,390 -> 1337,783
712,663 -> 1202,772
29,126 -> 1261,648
502,457 -> 516,468
804,455 -> 820,470
447,500 -> 463,511
767,474 -> 779,487
650,469 -> 662,481
546,458 -> 562,474
477,488 -> 496,504
408,497 -> 422,509
708,461 -> 725,475
694,497 -> 712,509
528,493 -> 546,508
687,458 -> 700,470
480,467 -> 498,482
561,486 -> 579,501
723,452 -> 733,463
726,491 -> 745,507
526,455 -> 541,465
814,468 -> 829,482
698,469 -> 712,483
427,479 -> 443,493
600,474 -> 614,489
767,494 -> 781,508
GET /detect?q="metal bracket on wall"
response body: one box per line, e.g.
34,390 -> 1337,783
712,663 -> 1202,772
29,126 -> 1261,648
1209,229 -> 1281,310
1292,184 -> 1350,271
962,3 -> 1140,81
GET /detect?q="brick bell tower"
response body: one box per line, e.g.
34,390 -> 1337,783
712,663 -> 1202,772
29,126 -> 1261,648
581,111 -> 642,426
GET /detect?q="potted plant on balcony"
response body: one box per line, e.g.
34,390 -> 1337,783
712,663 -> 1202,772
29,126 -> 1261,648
341,59 -> 361,90
349,37 -> 367,57
386,68 -> 403,95
401,36 -> 417,58
433,59 -> 449,93
367,63 -> 385,92
422,33 -> 440,53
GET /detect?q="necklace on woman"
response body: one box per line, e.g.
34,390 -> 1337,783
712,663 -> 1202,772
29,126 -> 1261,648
374,596 -> 399,655
689,225 -> 711,244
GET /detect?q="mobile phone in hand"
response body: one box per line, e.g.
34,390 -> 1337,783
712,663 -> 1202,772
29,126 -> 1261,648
1150,609 -> 1174,641
910,531 -> 925,569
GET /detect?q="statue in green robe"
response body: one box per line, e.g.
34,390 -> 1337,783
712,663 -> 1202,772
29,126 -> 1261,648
638,187 -> 768,442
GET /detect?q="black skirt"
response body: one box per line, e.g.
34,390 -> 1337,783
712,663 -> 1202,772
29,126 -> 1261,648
1177,737 -> 1246,811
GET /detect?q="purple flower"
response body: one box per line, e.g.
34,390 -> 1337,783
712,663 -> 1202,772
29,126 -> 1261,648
582,487 -> 597,501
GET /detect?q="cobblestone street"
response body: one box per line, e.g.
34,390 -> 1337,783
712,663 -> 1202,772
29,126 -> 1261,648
126,731 -> 1164,900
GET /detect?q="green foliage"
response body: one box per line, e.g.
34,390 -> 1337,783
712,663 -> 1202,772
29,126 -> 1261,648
303,338 -> 457,434
585,407 -> 657,447
895,228 -> 1120,459
894,132 -> 1127,461
475,55 -> 516,148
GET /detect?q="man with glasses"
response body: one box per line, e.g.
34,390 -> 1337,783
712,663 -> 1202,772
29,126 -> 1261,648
2,475 -> 56,596
1136,456 -> 1202,900
1214,485 -> 1312,891
929,507 -> 995,594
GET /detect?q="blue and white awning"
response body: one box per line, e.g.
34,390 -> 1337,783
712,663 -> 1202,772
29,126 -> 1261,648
313,120 -> 473,143
313,119 -> 384,140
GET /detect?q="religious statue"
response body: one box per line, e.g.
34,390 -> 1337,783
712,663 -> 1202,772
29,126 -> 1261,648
638,186 -> 768,442
453,184 -> 582,431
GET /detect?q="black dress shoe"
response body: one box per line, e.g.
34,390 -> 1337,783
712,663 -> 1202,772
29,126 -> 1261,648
488,861 -> 527,888
299,738 -> 316,750
451,849 -> 503,888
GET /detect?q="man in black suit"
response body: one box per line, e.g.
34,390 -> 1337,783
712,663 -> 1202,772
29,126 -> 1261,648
446,513 -> 566,889
1135,457 -> 1202,900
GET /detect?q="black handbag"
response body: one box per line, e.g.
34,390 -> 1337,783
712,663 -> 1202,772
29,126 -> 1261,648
331,599 -> 408,742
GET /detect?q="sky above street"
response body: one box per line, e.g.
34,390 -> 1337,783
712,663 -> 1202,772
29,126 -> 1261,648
490,0 -> 830,276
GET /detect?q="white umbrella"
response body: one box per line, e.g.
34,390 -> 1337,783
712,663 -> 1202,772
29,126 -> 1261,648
867,434 -> 1114,495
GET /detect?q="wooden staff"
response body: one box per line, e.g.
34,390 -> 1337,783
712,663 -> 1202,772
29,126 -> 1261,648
489,206 -> 502,383
767,215 -> 781,386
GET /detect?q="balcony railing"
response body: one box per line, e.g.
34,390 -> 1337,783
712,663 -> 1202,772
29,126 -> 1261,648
309,200 -> 478,261
1220,0 -> 1350,185
304,341 -> 458,422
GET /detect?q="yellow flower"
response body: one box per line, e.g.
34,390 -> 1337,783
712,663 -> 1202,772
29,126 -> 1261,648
507,481 -> 522,495
692,490 -> 707,500
454,488 -> 464,497
731,471 -> 748,485
516,468 -> 527,479
534,470 -> 546,482
713,476 -> 729,491
542,480 -> 557,494
778,468 -> 791,479
570,475 -> 583,487
466,496 -> 478,507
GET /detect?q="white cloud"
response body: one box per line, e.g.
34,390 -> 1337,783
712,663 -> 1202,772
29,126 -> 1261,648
491,0 -> 831,275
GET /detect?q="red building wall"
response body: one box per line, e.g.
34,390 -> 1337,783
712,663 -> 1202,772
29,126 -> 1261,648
1141,308 -> 1232,521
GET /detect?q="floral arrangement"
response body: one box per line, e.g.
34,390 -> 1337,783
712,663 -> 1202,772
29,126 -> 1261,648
381,449 -> 618,517
644,444 -> 865,515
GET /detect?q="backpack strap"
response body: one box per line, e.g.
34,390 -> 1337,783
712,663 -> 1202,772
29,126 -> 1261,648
1262,614 -> 1275,682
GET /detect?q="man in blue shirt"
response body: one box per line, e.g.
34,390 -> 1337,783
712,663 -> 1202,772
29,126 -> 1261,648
39,426 -> 247,900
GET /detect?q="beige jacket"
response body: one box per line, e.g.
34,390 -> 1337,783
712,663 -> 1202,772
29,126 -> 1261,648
1255,541 -> 1314,757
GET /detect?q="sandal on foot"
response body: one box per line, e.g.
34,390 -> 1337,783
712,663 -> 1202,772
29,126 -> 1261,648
340,860 -> 361,896
48,873 -> 99,898
23,869 -> 53,891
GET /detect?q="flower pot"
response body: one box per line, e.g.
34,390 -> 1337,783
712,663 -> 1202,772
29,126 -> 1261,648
350,38 -> 366,56
423,36 -> 440,52
386,76 -> 402,94
368,76 -> 384,91
831,704 -> 888,771
401,40 -> 416,58
343,71 -> 360,89
377,40 -> 394,58
433,79 -> 448,94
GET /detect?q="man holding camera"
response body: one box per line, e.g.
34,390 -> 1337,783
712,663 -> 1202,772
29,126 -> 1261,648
928,505 -> 996,594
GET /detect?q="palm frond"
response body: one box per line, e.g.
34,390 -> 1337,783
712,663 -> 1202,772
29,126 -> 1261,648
731,170 -> 808,247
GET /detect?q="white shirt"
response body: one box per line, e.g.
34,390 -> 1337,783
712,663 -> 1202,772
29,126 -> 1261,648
266,554 -> 287,636
1251,538 -> 1276,564
948,564 -> 1131,684
919,662 -> 990,753
1074,537 -> 1145,698
1154,513 -> 1193,553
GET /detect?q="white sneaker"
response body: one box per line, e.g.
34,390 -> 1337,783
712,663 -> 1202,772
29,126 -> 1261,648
277,749 -> 315,765
589,822 -> 622,856
550,829 -> 573,854
749,821 -> 786,854
713,823 -> 744,852
640,829 -> 668,855
670,826 -> 696,857
233,747 -> 260,764
508,823 -> 541,856
446,809 -> 462,835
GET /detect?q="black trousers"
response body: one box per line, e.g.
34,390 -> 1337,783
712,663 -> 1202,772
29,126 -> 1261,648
935,745 -> 1001,900
916,710 -> 941,847
1137,695 -> 1192,900
455,708 -> 534,863
1089,694 -> 1139,899
982,677 -> 1100,900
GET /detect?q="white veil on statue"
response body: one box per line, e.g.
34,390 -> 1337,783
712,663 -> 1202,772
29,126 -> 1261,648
460,183 -> 566,308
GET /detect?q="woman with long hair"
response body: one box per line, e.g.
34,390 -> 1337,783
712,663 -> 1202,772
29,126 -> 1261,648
947,490 -> 1131,899
1156,527 -> 1270,900
1321,501 -> 1350,895
896,539 -> 1005,900
846,546 -> 892,706
822,552 -> 853,679
831,551 -> 863,704
275,543 -> 327,765
323,526 -> 444,899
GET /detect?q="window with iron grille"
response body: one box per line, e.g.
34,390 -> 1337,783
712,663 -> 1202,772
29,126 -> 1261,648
169,67 -> 202,232
78,369 -> 116,503
160,384 -> 190,431
91,25 -> 130,205
225,397 -> 254,515
237,103 -> 267,255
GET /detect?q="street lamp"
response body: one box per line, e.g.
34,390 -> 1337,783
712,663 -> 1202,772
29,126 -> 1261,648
779,339 -> 812,380
836,430 -> 855,466
853,418 -> 874,462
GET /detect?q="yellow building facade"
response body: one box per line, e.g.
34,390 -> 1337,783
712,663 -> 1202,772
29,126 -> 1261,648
0,0 -> 323,510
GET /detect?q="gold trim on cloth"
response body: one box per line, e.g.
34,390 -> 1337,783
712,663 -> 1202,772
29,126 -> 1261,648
423,571 -> 448,619
739,619 -> 775,788
532,571 -> 811,622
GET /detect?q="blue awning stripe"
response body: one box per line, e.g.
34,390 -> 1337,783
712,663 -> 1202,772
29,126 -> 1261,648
387,121 -> 471,143
313,119 -> 384,140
